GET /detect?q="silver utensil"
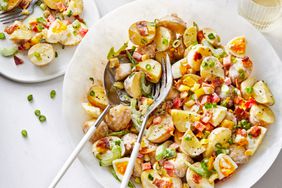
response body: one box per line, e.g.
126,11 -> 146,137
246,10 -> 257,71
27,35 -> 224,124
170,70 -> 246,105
0,0 -> 39,24
120,54 -> 172,188
48,61 -> 126,188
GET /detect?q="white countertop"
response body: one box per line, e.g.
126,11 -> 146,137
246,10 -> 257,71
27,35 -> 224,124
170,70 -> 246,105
0,0 -> 281,188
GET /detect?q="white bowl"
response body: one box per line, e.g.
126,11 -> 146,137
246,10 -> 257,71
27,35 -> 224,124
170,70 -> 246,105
63,0 -> 282,187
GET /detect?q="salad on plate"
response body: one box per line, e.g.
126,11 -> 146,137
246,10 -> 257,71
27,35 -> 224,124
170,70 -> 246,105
81,14 -> 275,188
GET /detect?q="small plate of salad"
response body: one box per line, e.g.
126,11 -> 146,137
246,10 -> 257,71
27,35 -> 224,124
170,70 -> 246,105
0,0 -> 99,83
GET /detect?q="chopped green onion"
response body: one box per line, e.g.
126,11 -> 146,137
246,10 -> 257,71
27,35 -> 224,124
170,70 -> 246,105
107,42 -> 128,60
145,64 -> 152,70
50,90 -> 56,99
114,140 -> 121,146
36,17 -> 46,24
27,94 -> 33,102
34,109 -> 41,116
0,32 -> 6,40
33,52 -> 42,61
89,77 -> 94,83
215,143 -> 223,149
21,129 -> 28,138
67,10 -> 73,17
172,39 -> 181,48
126,50 -> 137,65
148,174 -> 154,181
90,91 -> 95,96
36,24 -> 44,32
208,33 -> 215,40
162,38 -> 169,45
39,115 -> 46,122
134,177 -> 141,184
55,51 -> 58,58
109,130 -> 129,136
204,103 -> 217,109
238,69 -> 245,79
245,87 -> 253,94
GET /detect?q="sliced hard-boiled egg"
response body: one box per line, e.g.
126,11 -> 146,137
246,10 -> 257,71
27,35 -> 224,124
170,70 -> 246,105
246,126 -> 267,156
226,36 -> 246,57
172,58 -> 188,79
187,45 -> 212,71
46,19 -> 68,43
213,154 -> 238,180
204,127 -> 231,157
9,21 -> 33,42
203,28 -> 221,47
60,20 -> 88,46
186,162 -> 215,188
200,56 -> 225,81
92,136 -> 125,166
112,157 -> 129,180
228,57 -> 253,83
28,43 -> 55,66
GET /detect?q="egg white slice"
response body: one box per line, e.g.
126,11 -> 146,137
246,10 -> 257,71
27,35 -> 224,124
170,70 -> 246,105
112,157 -> 130,181
246,126 -> 267,156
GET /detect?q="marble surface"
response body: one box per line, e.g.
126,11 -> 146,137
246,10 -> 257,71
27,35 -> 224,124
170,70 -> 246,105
0,0 -> 281,188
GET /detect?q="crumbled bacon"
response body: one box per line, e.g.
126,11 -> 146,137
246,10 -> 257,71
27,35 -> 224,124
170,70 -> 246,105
224,77 -> 232,86
192,173 -> 202,184
153,178 -> 173,188
197,30 -> 205,43
249,126 -> 261,137
74,15 -> 86,24
172,97 -> 182,109
211,77 -> 223,88
242,57 -> 253,68
194,52 -> 202,61
153,116 -> 162,125
237,128 -> 247,137
234,107 -> 249,120
96,137 -> 110,153
14,56 -> 24,65
194,121 -> 206,132
47,15 -> 56,23
223,55 -> 232,68
4,24 -> 19,34
142,162 -> 152,171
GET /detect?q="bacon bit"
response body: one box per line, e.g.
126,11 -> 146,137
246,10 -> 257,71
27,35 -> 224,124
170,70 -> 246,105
233,96 -> 243,105
192,173 -> 202,184
193,52 -> 202,61
132,51 -> 142,61
234,78 -> 240,88
249,126 -> 261,137
74,15 -> 86,24
205,123 -> 214,131
212,93 -> 220,103
47,15 -> 55,23
142,162 -> 152,171
137,153 -> 144,158
234,107 -> 249,120
197,30 -> 204,43
172,97 -> 182,109
163,161 -> 174,170
223,55 -> 232,68
96,138 -> 110,153
165,101 -> 173,112
194,121 -> 206,132
196,131 -> 204,138
245,98 -> 256,109
14,56 -> 24,65
201,95 -> 212,105
56,2 -> 67,11
153,178 -> 173,188
4,24 -> 19,34
153,116 -> 162,125
201,112 -> 212,124
242,57 -> 253,68
211,77 -> 223,88
237,128 -> 247,137
136,21 -> 149,36
224,77 -> 232,86
79,28 -> 88,37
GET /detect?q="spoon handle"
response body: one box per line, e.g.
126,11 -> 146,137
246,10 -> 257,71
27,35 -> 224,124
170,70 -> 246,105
48,104 -> 111,188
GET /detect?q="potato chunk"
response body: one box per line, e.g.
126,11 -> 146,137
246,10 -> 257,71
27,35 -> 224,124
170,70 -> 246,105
105,104 -> 131,131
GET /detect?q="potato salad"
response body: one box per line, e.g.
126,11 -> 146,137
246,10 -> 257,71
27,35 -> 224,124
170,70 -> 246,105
82,14 -> 275,188
0,0 -> 87,66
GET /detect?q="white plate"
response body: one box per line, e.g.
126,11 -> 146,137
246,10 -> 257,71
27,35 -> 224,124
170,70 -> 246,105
63,0 -> 282,187
0,0 -> 100,83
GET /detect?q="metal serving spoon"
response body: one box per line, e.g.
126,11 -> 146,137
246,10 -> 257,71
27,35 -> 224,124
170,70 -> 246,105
48,62 -> 126,188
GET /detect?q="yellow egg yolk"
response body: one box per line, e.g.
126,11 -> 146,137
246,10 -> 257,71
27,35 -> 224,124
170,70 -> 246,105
115,161 -> 128,175
219,157 -> 236,177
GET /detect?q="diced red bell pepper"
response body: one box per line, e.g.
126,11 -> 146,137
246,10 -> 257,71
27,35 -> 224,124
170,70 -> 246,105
245,98 -> 256,109
163,161 -> 174,170
249,126 -> 261,137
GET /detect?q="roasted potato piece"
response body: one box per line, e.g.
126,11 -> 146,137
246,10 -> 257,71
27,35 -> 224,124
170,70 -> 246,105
186,162 -> 215,188
158,14 -> 186,34
128,21 -> 156,46
229,145 -> 248,164
206,106 -> 227,127
83,120 -> 108,143
252,81 -> 275,106
200,56 -> 225,81
180,129 -> 205,157
43,0 -> 67,10
204,127 -> 231,157
155,26 -> 175,52
246,126 -> 267,156
124,72 -> 142,98
87,85 -> 108,109
115,63 -> 132,81
187,45 -> 212,71
136,59 -> 162,83
104,104 -> 131,131
240,77 -> 256,100
203,28 -> 221,47
28,43 -> 55,66
139,138 -> 157,154
249,104 -> 275,126
146,114 -> 174,143
183,26 -> 198,48
171,109 -> 201,132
